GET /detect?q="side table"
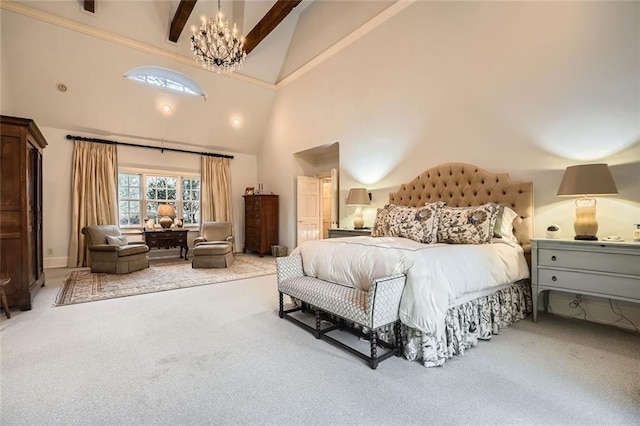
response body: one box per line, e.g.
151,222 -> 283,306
531,238 -> 640,322
144,229 -> 189,260
328,228 -> 372,238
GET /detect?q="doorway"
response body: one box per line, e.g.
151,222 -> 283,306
293,143 -> 339,247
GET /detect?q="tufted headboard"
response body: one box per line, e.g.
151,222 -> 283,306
388,163 -> 534,257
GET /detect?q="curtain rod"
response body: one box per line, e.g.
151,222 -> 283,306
65,135 -> 234,159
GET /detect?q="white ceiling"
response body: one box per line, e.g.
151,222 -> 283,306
12,0 -> 393,85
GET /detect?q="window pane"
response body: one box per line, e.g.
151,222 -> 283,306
148,189 -> 157,200
119,187 -> 128,199
130,201 -> 140,213
129,175 -> 140,186
147,201 -> 158,219
129,187 -> 140,199
157,189 -> 167,200
167,178 -> 177,189
167,189 -> 176,200
118,174 -> 127,186
130,214 -> 141,225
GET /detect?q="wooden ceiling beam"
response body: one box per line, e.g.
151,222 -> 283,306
244,0 -> 302,55
169,0 -> 198,43
83,0 -> 95,14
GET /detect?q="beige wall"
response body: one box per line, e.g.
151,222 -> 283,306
259,2 -> 640,327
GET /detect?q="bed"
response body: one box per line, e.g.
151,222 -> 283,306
292,163 -> 534,367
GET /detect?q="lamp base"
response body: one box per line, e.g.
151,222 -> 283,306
159,216 -> 173,229
353,207 -> 364,229
574,235 -> 598,241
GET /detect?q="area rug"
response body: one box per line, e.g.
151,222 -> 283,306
55,254 -> 276,306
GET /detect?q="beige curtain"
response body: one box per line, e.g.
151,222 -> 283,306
201,155 -> 234,231
67,141 -> 118,267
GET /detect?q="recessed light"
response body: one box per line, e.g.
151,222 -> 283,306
162,105 -> 172,113
57,83 -> 68,92
231,117 -> 241,128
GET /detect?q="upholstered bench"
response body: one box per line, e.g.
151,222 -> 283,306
276,255 -> 406,369
192,243 -> 233,269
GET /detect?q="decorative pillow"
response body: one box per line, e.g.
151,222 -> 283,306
437,204 -> 501,244
371,205 -> 394,237
385,202 -> 444,244
493,205 -> 506,239
496,205 -> 519,244
106,235 -> 128,246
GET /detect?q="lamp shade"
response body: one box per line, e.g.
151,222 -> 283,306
157,204 -> 175,217
346,188 -> 371,206
557,164 -> 618,196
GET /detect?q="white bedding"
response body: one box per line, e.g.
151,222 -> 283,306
290,236 -> 529,339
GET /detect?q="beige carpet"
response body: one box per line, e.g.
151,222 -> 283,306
54,254 -> 276,306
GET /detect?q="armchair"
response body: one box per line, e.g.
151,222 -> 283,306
193,222 -> 234,247
192,222 -> 234,269
81,225 -> 150,274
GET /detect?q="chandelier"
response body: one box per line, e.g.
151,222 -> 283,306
191,0 -> 246,74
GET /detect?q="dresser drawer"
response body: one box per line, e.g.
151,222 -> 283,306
245,237 -> 260,249
538,248 -> 639,276
538,269 -> 640,300
245,225 -> 261,236
245,217 -> 261,228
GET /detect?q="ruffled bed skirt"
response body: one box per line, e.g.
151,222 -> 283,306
402,279 -> 532,367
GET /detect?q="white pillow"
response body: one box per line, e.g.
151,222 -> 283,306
106,235 -> 128,246
498,206 -> 518,244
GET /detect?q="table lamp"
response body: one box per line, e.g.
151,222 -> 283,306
346,188 -> 371,229
157,204 -> 176,229
556,163 -> 618,240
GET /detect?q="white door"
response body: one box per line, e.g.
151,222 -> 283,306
296,176 -> 321,246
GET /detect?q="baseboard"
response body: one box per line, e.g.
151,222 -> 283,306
539,291 -> 640,331
44,256 -> 68,269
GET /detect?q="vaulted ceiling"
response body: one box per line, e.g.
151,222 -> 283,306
6,0 -> 394,85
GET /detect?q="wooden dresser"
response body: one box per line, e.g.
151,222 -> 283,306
0,116 -> 47,310
243,194 -> 278,257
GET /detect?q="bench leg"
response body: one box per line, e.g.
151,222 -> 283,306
315,309 -> 322,339
278,292 -> 284,318
370,330 -> 378,370
394,321 -> 402,356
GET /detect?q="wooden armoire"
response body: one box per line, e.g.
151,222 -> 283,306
0,116 -> 47,310
243,194 -> 278,257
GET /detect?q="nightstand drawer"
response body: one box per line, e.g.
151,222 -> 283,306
538,248 -> 639,276
538,269 -> 640,300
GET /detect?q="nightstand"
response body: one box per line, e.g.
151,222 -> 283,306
328,228 -> 372,238
530,238 -> 640,322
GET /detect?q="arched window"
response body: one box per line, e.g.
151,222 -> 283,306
124,66 -> 207,99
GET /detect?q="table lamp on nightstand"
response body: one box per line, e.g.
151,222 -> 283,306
346,188 -> 371,229
556,163 -> 618,240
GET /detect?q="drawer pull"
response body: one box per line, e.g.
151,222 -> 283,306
551,276 -> 557,282
551,255 -> 557,261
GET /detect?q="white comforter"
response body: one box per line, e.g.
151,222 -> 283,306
291,236 -> 529,338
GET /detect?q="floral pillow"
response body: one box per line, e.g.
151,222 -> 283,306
371,205 -> 394,237
437,204 -> 501,244
384,202 -> 444,244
